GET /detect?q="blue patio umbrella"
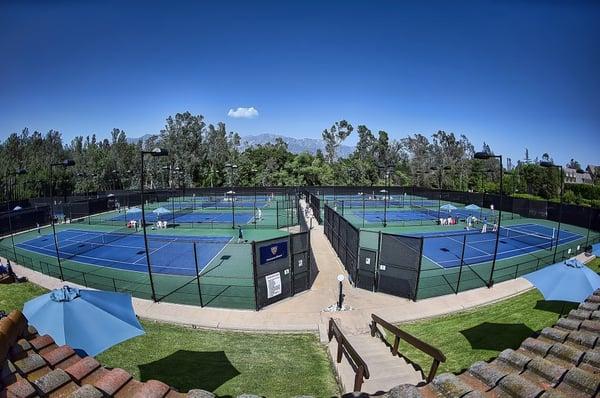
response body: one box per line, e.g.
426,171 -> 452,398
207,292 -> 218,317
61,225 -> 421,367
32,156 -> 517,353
465,204 -> 481,210
440,204 -> 457,211
23,286 -> 144,356
13,206 -> 23,211
126,207 -> 142,214
523,259 -> 600,303
152,207 -> 171,215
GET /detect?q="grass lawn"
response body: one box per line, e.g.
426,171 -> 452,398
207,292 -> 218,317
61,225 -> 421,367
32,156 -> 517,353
587,257 -> 600,273
390,289 -> 578,376
0,282 -> 339,398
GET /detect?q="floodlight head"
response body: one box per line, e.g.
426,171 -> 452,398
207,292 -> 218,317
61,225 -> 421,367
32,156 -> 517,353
539,160 -> 555,168
150,148 -> 168,157
474,152 -> 491,160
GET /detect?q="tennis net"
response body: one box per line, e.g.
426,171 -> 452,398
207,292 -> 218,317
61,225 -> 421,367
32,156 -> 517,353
500,226 -> 554,250
411,205 -> 440,219
59,226 -> 137,260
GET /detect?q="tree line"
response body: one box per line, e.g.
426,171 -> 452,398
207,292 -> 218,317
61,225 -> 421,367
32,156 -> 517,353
1,111 -> 597,207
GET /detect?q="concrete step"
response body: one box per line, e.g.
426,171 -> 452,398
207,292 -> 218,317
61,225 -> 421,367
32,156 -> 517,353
328,332 -> 425,394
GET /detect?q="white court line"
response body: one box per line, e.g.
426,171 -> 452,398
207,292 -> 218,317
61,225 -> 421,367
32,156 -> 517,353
199,236 -> 235,276
435,234 -> 581,267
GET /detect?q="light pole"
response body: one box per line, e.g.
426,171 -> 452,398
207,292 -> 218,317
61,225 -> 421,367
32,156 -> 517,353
225,163 -> 238,228
141,148 -> 169,302
474,152 -> 503,288
50,159 -> 76,281
251,168 -> 258,224
5,169 -> 27,262
540,161 -> 564,262
337,274 -> 345,310
430,166 -> 451,218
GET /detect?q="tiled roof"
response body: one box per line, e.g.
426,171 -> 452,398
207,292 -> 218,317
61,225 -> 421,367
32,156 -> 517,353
380,289 -> 600,398
0,309 -> 215,398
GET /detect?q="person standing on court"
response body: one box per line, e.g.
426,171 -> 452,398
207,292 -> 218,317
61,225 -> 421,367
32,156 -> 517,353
238,225 -> 244,243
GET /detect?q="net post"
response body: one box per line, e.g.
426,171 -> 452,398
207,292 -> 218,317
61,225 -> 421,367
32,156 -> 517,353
251,240 -> 260,311
193,242 -> 204,307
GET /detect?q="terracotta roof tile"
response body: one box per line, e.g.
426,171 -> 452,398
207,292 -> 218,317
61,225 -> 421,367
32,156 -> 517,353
568,309 -> 592,321
64,356 -> 101,383
556,318 -> 581,331
566,330 -> 597,349
6,377 -> 36,398
579,302 -> 600,312
557,367 -> 600,396
430,373 -> 473,396
31,368 -> 73,395
520,337 -> 553,357
93,368 -> 132,396
67,384 -> 104,398
499,348 -> 532,371
496,373 -> 544,398
539,327 -> 568,343
185,391 -> 217,398
580,319 -> 600,334
13,352 -> 46,375
113,378 -> 144,397
523,357 -> 567,387
131,379 -> 171,398
467,361 -> 507,388
547,343 -> 585,366
28,335 -> 55,352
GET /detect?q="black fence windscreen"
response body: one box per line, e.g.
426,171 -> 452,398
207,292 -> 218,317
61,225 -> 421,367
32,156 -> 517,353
324,204 -> 359,283
378,233 -> 423,300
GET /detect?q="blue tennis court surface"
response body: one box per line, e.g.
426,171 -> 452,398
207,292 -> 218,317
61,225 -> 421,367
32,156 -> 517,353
109,211 -> 254,224
357,208 -> 492,222
418,223 -> 582,268
16,229 -> 232,276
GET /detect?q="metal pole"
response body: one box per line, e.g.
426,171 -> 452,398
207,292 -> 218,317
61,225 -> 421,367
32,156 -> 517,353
140,153 -> 158,302
193,242 -> 204,307
456,234 -> 467,293
553,167 -> 563,263
487,155 -> 503,288
49,165 -> 65,281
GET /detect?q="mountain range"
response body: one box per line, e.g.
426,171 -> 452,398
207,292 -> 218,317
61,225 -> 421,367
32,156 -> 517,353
128,133 -> 355,157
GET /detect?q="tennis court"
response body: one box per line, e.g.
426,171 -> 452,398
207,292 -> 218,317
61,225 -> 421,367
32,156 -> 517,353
109,210 -> 255,224
357,206 -> 493,223
16,229 -> 232,276
419,223 -> 582,268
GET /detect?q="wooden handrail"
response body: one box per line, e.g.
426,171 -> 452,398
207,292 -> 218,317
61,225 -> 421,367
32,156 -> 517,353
328,318 -> 370,392
370,314 -> 446,383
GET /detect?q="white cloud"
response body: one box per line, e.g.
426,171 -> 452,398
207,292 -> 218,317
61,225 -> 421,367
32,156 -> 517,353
228,107 -> 259,119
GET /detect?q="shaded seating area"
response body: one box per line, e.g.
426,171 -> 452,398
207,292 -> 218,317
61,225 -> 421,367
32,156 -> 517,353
381,289 -> 600,397
0,310 -> 214,398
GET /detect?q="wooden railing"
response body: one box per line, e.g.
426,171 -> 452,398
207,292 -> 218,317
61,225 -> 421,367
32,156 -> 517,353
328,318 -> 370,392
370,314 -> 446,383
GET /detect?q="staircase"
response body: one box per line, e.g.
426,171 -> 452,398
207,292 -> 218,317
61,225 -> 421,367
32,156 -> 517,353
327,318 -> 427,395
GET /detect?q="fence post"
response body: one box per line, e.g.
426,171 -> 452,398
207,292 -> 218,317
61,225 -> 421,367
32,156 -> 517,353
251,240 -> 260,311
276,201 -> 280,229
456,234 -> 467,294
290,234 -> 295,296
413,237 -> 424,301
375,231 -> 382,292
193,242 -> 204,307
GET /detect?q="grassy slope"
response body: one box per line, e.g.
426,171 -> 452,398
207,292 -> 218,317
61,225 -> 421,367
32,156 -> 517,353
391,289 -> 578,375
0,282 -> 338,398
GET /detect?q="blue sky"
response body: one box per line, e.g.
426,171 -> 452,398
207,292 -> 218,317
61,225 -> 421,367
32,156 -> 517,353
1,0 -> 599,166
